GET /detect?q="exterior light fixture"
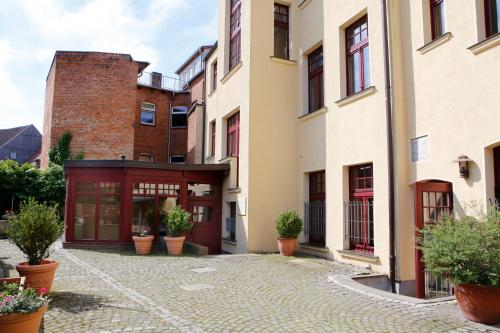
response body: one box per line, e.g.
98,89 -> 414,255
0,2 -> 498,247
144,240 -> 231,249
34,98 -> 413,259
453,155 -> 472,178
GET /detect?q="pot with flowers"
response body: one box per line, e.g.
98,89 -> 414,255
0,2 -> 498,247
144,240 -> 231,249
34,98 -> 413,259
0,280 -> 50,333
276,210 -> 303,256
419,211 -> 500,325
132,230 -> 154,255
7,198 -> 65,293
162,207 -> 192,256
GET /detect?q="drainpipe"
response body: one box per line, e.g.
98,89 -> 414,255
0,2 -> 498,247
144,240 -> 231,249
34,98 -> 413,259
201,58 -> 207,164
382,0 -> 397,294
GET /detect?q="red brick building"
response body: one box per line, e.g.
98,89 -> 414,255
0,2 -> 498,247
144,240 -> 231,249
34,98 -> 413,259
41,51 -> 190,167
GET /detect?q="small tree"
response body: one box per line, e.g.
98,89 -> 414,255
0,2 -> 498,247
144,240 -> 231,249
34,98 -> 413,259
276,210 -> 303,239
7,198 -> 65,265
163,207 -> 192,237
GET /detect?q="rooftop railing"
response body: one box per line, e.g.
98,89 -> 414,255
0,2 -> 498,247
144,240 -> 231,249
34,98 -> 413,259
137,72 -> 187,92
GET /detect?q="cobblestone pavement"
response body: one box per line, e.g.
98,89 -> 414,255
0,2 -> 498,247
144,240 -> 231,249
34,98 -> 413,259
0,240 -> 498,333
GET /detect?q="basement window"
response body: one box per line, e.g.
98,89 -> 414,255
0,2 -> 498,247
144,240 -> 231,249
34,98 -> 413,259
171,106 -> 188,128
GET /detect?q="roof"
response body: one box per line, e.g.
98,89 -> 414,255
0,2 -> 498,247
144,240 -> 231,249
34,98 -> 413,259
204,41 -> 218,61
0,125 -> 30,149
64,160 -> 230,172
175,45 -> 214,74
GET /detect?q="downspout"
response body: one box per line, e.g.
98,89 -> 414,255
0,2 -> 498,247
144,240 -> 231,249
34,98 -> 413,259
201,58 -> 207,164
167,93 -> 173,162
382,0 -> 397,294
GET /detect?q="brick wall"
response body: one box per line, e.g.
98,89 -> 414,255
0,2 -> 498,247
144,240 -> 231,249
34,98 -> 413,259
170,93 -> 190,160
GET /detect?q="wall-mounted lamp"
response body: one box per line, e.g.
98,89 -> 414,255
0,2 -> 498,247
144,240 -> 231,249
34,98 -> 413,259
452,155 -> 472,178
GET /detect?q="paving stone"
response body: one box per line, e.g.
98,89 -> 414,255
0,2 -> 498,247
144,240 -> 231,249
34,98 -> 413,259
179,284 -> 214,291
189,267 -> 217,273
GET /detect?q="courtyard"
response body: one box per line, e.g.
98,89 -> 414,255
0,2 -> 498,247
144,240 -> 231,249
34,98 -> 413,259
0,240 -> 498,333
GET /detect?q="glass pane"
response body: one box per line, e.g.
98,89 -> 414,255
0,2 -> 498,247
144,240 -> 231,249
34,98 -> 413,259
274,27 -> 288,59
158,184 -> 180,196
132,197 -> 155,235
99,195 -> 120,241
158,197 -> 179,231
429,192 -> 436,206
192,206 -> 213,223
133,183 -> 155,195
309,76 -> 319,112
76,182 -> 96,193
188,183 -> 218,197
362,46 -> 370,88
423,207 -> 430,223
140,111 -> 154,124
172,113 -> 187,127
423,192 -> 429,206
74,196 -> 96,240
436,192 -> 442,206
100,182 -> 121,194
353,52 -> 361,93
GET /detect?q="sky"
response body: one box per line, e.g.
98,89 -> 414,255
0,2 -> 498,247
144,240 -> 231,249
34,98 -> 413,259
0,0 -> 218,133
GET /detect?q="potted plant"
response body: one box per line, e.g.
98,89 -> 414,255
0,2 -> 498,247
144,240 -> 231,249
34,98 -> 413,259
419,212 -> 500,324
7,198 -> 64,294
0,281 -> 50,333
132,230 -> 154,255
162,207 -> 192,256
276,210 -> 303,256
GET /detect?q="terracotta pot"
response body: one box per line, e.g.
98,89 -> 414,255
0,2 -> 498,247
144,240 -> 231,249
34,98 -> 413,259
132,235 -> 154,255
455,284 -> 500,325
16,260 -> 58,294
0,304 -> 47,333
277,238 -> 297,256
164,236 -> 185,256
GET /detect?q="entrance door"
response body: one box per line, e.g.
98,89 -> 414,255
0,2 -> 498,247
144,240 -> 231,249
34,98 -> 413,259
414,181 -> 453,298
308,171 -> 325,245
188,201 -> 221,254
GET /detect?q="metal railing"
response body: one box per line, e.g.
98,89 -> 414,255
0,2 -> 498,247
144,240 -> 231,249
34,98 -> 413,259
425,270 -> 454,298
304,201 -> 325,245
488,198 -> 500,214
137,72 -> 187,92
226,217 -> 236,241
344,200 -> 374,253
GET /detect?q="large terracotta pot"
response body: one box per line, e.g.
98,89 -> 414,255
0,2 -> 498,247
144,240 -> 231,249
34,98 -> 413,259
16,260 -> 58,294
164,236 -> 185,256
132,235 -> 154,255
455,284 -> 500,325
277,238 -> 297,256
0,304 -> 47,333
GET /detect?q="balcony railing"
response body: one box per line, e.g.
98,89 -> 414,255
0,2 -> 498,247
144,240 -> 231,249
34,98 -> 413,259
225,217 -> 236,241
344,200 -> 374,253
304,201 -> 325,245
137,72 -> 187,92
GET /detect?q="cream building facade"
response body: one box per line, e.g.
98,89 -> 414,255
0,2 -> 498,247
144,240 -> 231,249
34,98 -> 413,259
203,0 -> 500,298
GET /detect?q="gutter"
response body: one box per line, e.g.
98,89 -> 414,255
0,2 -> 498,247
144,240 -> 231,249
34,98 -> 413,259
382,0 -> 397,293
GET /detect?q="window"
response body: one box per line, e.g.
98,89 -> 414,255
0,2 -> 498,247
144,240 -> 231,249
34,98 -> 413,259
192,206 -> 213,223
485,0 -> 500,37
308,46 -> 324,113
430,0 -> 445,40
9,151 -> 16,160
227,112 -> 240,157
210,120 -> 216,157
411,136 -> 430,162
346,16 -> 370,96
171,106 -> 187,128
138,153 -> 153,162
170,155 -> 186,164
229,0 -> 241,70
211,60 -> 218,92
309,171 -> 325,200
188,183 -> 218,197
274,3 -> 289,59
140,102 -> 156,125
226,202 -> 237,241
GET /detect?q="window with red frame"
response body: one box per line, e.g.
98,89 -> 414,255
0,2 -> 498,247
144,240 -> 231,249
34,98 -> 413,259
430,0 -> 445,40
274,3 -> 289,59
308,46 -> 324,113
211,60 -> 217,92
229,0 -> 241,70
210,121 -> 216,157
485,0 -> 499,37
227,113 -> 239,157
346,16 -> 370,96
309,171 -> 325,202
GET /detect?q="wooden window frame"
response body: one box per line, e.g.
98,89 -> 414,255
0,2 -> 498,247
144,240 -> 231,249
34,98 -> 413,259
211,60 -> 218,92
346,16 -> 370,96
430,0 -> 445,40
210,121 -> 216,157
274,3 -> 290,60
140,102 -> 156,126
229,0 -> 241,70
308,46 -> 324,113
485,0 -> 499,37
227,112 -> 240,157
309,171 -> 325,202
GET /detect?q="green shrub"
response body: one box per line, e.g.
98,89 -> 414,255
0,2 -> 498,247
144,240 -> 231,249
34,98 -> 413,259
162,207 -> 192,237
7,198 -> 65,265
276,210 -> 303,239
418,212 -> 500,286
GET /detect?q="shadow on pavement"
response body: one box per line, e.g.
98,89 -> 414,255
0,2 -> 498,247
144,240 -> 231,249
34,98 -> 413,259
49,291 -> 109,314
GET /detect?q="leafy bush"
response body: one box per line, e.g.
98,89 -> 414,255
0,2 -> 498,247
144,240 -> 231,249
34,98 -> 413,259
419,212 -> 500,286
162,207 -> 192,237
0,283 -> 49,315
7,198 -> 65,265
276,210 -> 303,239
48,131 -> 84,166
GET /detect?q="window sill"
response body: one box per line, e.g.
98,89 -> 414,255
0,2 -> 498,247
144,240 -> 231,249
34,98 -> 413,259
335,86 -> 377,107
468,32 -> 500,55
337,250 -> 380,263
222,237 -> 237,246
298,107 -> 328,122
298,0 -> 312,9
205,155 -> 215,161
227,187 -> 241,193
417,32 -> 452,55
299,243 -> 329,253
208,89 -> 216,97
270,56 -> 297,66
221,62 -> 242,84
171,126 -> 187,129
218,156 -> 235,163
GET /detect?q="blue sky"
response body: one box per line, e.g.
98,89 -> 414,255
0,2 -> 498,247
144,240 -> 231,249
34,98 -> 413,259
0,0 -> 218,132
